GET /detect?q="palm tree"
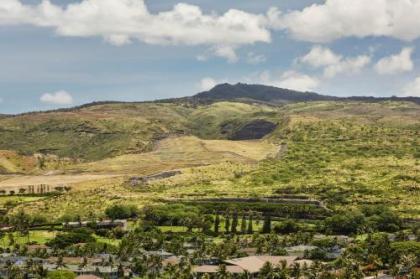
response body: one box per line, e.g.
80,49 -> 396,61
216,264 -> 231,279
55,255 -> 66,269
164,263 -> 178,279
291,262 -> 301,279
259,262 -> 274,279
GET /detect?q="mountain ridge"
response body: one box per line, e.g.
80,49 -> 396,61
2,83 -> 420,117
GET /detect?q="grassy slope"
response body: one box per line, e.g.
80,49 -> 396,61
0,102 -> 277,165
0,103 -> 192,161
0,150 -> 37,174
3,101 -> 420,219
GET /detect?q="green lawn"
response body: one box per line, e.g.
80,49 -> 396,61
0,230 -> 56,247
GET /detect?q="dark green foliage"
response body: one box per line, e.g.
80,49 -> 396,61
362,205 -> 402,232
231,210 -> 238,234
323,210 -> 365,235
247,213 -> 253,234
305,247 -> 327,260
262,213 -> 272,234
214,213 -> 220,234
224,211 -> 230,233
240,214 -> 247,234
105,205 -> 138,220
143,204 -> 212,232
391,241 -> 420,259
47,229 -> 95,249
273,220 -> 299,234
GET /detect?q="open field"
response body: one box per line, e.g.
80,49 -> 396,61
64,136 -> 278,174
0,174 -> 118,188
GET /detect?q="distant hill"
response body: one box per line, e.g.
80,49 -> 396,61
186,83 -> 420,105
190,83 -> 338,104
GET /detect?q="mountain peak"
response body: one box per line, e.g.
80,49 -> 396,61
193,83 -> 335,104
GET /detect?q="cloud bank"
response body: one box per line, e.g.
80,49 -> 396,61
269,0 -> 420,43
0,0 -> 270,61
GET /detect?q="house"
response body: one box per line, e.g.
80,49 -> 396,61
193,256 -> 314,277
286,245 -> 317,257
64,219 -> 128,231
193,265 -> 245,274
76,275 -> 103,279
364,275 -> 393,279
42,264 -> 121,279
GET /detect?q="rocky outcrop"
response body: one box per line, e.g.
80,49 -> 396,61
229,120 -> 277,140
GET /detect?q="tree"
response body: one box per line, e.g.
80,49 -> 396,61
214,213 -> 220,235
262,213 -> 272,234
217,264 -> 231,279
231,210 -> 238,234
291,262 -> 301,279
247,212 -> 253,234
323,211 -> 365,235
10,209 -> 31,242
259,262 -> 274,279
225,211 -> 231,233
105,204 -> 138,220
274,220 -> 299,234
241,214 -> 247,234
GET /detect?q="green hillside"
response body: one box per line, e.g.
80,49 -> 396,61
0,102 -> 281,163
0,99 -> 417,219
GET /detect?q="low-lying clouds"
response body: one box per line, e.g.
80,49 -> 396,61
403,77 -> 420,97
40,91 -> 73,105
259,71 -> 320,92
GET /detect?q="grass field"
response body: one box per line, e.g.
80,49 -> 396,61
0,231 -> 57,248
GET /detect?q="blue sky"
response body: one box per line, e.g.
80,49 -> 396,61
1,0 -> 420,113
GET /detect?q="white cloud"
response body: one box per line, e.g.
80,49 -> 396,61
40,90 -> 73,105
298,46 -> 371,78
298,45 -> 341,67
0,0 -> 270,62
259,70 -> 319,92
212,45 -> 238,63
199,77 -> 218,91
246,52 -> 266,64
374,47 -> 414,75
403,77 -> 420,97
324,55 -> 371,78
268,0 -> 420,43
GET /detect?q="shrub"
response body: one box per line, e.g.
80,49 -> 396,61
323,210 -> 365,235
47,229 -> 95,249
105,204 -> 138,220
273,220 -> 299,234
